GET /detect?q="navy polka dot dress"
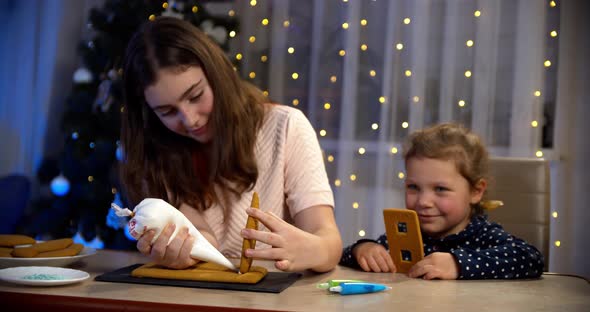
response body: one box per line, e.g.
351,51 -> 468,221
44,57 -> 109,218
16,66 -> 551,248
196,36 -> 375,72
339,214 -> 544,279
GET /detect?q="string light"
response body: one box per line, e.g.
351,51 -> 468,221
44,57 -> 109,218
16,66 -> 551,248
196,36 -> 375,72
260,55 -> 268,62
391,147 -> 398,154
339,50 -> 346,57
292,99 -> 299,106
402,122 -> 409,128
552,211 -> 558,218
227,9 -> 234,16
250,0 -> 257,7
358,230 -> 366,237
350,174 -> 357,181
358,147 -> 366,155
324,102 -> 331,110
398,172 -> 405,179
334,179 -> 342,186
235,53 -> 242,60
534,90 -> 542,97
88,176 -> 94,182
162,2 -> 168,9
283,20 -> 290,27
229,31 -> 236,38
288,47 -> 295,54
149,14 -> 156,21
263,90 -> 269,96
360,19 -> 368,26
371,123 -> 379,130
369,70 -> 376,77
396,43 -> 404,50
249,72 -> 256,79
413,96 -> 420,103
550,30 -> 558,37
327,155 -> 335,162
466,40 -> 474,47
261,18 -> 269,26
360,44 -> 368,51
342,22 -> 349,29
111,187 -> 117,194
353,202 -> 359,209
474,10 -> 481,17
320,129 -> 327,136
379,96 -> 386,103
536,150 -> 544,158
531,120 -> 539,127
249,36 -> 256,43
465,70 -> 472,77
403,18 -> 411,25
554,240 -> 561,247
458,100 -> 466,107
330,75 -> 337,83
291,72 -> 299,80
550,1 -> 556,7
192,6 -> 199,13
544,60 -> 552,67
405,70 -> 412,77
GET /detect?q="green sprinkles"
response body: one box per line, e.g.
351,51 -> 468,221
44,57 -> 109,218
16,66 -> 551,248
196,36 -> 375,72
22,273 -> 66,280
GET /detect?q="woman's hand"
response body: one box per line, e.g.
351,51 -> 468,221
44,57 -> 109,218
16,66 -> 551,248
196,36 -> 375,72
352,242 -> 396,273
136,223 -> 197,269
241,206 -> 342,272
408,252 -> 459,280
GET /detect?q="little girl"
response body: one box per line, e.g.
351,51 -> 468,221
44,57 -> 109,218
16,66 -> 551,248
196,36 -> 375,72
340,123 -> 544,280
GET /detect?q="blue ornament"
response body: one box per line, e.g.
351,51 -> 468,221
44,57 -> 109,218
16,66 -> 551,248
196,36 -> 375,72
50,174 -> 70,197
116,146 -> 124,161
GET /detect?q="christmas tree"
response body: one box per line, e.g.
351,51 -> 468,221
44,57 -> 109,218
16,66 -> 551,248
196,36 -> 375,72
18,0 -> 238,249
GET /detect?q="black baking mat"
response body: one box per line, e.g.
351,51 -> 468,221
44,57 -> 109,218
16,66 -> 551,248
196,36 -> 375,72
95,264 -> 302,293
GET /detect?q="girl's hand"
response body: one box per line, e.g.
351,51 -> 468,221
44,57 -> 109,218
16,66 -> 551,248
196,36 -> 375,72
352,242 -> 396,273
408,252 -> 459,280
136,223 -> 197,269
240,207 -> 327,272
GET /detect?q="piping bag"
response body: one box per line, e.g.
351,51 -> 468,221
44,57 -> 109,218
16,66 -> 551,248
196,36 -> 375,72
111,198 -> 236,271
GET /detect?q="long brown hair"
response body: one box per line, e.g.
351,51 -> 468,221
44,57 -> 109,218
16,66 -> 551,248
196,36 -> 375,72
121,17 -> 267,211
403,123 -> 490,215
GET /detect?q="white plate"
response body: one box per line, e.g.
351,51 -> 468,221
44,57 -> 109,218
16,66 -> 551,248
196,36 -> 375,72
0,266 -> 89,286
0,247 -> 96,269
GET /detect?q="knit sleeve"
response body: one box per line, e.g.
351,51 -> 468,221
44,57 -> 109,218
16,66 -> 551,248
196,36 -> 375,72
450,223 -> 544,280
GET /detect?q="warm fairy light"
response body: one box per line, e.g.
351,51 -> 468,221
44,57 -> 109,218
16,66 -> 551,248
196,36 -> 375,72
552,211 -> 558,218
531,120 -> 539,127
249,36 -> 256,43
192,6 -> 199,13
474,10 -> 481,17
353,202 -> 359,209
260,55 -> 268,62
358,230 -> 366,237
398,172 -> 405,179
403,18 -> 411,25
405,70 -> 412,77
327,155 -> 334,162
229,31 -> 236,38
534,90 -> 542,97
458,100 -> 466,107
111,188 -> 117,194
342,22 -> 349,29
550,1 -> 556,7
162,2 -> 169,9
330,75 -> 337,83
233,66 -> 237,71
369,70 -> 376,77
360,19 -> 368,26
466,40 -> 474,47
292,99 -> 299,105
402,122 -> 409,128
360,44 -> 368,51
550,30 -> 558,37
544,60 -> 552,67
249,72 -> 256,79
291,72 -> 299,80
391,147 -> 398,154
235,53 -> 242,60
413,96 -> 420,103
554,240 -> 561,247
339,50 -> 346,56
250,0 -> 257,7
465,70 -> 472,77
288,47 -> 295,54
88,176 -> 94,182
343,0 -> 348,2
263,91 -> 269,96
324,102 -> 331,110
379,96 -> 386,103
149,14 -> 156,21
261,18 -> 269,26
358,147 -> 366,155
283,20 -> 290,27
350,174 -> 357,181
227,9 -> 234,16
396,43 -> 404,50
371,123 -> 379,130
319,129 -> 327,136
334,179 -> 341,186
536,150 -> 544,158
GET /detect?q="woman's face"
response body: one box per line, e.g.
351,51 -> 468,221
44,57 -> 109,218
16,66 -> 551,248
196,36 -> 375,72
404,156 -> 484,239
144,66 -> 214,143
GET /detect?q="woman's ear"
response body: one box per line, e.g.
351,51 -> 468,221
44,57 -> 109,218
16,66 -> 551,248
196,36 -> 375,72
470,178 -> 487,204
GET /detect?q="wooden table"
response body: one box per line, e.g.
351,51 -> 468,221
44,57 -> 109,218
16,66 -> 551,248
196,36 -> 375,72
0,249 -> 588,311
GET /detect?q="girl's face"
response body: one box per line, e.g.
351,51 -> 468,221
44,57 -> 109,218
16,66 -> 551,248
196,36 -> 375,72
404,156 -> 485,239
144,66 -> 214,143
